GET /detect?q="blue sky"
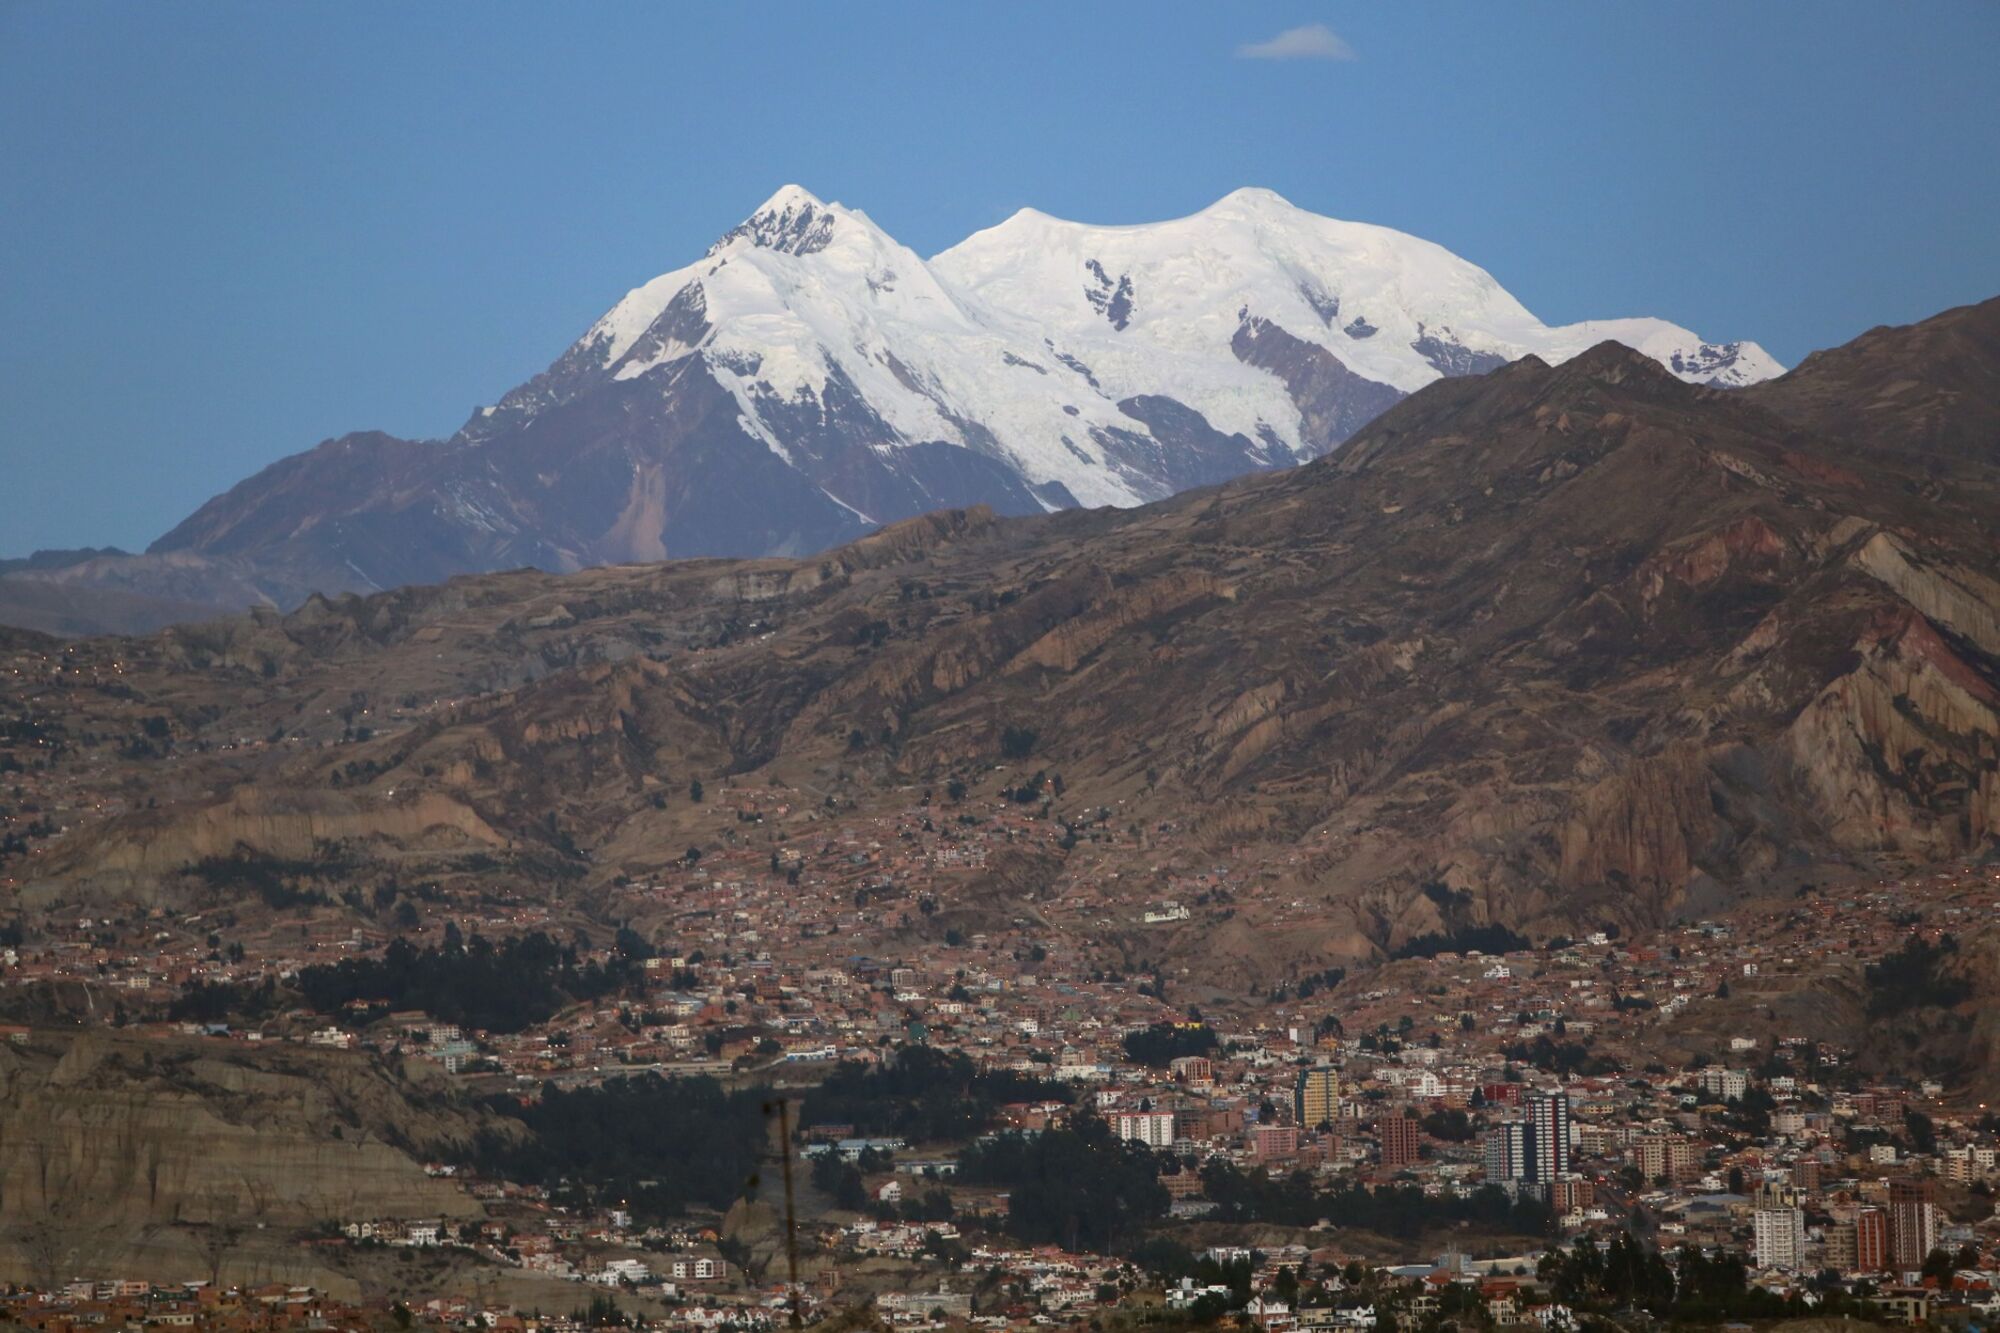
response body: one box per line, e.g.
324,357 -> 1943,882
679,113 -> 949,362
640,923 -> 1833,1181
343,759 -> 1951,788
3,3 -> 1997,556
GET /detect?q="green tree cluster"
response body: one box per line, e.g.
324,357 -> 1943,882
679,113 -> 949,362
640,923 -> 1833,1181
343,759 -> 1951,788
955,1113 -> 1169,1252
475,1074 -> 769,1219
798,1046 -> 1073,1141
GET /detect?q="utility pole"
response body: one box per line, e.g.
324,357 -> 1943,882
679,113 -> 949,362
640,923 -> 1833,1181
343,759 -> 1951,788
766,1096 -> 804,1329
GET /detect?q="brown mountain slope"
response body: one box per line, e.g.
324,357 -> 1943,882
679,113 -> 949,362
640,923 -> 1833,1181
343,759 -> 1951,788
1745,294 -> 2000,470
0,550 -> 274,637
6,308 -> 1999,975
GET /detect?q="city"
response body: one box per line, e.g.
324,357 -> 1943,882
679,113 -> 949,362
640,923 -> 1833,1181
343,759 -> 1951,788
4,5 -> 1999,1329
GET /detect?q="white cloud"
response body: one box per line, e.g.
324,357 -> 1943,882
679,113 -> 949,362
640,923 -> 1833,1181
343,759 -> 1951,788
1236,23 -> 1356,62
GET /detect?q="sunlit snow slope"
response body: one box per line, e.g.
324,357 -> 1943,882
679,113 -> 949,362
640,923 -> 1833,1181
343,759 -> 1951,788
495,184 -> 1779,514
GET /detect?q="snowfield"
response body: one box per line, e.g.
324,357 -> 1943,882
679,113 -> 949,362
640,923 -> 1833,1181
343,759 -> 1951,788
506,184 -> 1784,511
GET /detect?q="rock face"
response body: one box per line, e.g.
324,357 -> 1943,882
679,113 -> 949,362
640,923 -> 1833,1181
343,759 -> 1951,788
1786,601 -> 2000,855
43,784 -> 509,892
0,186 -> 1781,636
0,1030 -> 493,1290
4,299 -> 1995,977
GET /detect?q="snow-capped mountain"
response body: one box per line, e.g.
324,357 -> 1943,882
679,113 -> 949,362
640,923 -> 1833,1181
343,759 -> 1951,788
469,183 -> 1779,517
137,185 -> 1781,605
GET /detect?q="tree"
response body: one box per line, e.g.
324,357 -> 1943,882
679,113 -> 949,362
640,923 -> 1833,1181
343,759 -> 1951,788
294,930 -> 644,1034
956,1113 -> 1168,1252
689,778 -> 704,803
1421,1107 -> 1475,1142
797,1046 -> 1071,1141
189,1221 -> 244,1287
478,1073 -> 769,1220
1392,923 -> 1529,960
1121,1021 -> 1219,1067
1904,1108 -> 1938,1155
1198,1162 -> 1551,1240
582,1292 -> 626,1326
809,1152 -> 869,1211
1866,934 -> 1969,1017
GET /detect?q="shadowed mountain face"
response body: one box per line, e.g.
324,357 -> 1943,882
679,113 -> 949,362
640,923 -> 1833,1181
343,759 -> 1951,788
4,301 -> 1996,978
0,187 -> 1782,637
1744,295 -> 2000,470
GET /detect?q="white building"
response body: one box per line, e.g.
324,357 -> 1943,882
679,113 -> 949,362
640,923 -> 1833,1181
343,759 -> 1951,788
1753,1204 -> 1806,1270
597,1258 -> 652,1286
1115,1110 -> 1177,1148
1698,1068 -> 1750,1102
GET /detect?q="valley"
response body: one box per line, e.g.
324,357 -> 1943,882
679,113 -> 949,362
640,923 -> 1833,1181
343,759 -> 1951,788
9,8 -> 2000,1330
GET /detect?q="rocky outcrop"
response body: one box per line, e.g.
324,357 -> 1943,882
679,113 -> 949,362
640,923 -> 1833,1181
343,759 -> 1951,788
1005,572 -> 1226,675
46,786 -> 508,891
1557,743 -> 1715,916
1638,516 -> 1789,607
1851,531 -> 2000,658
1787,605 -> 2000,854
1232,315 -> 1406,452
0,1030 -> 494,1290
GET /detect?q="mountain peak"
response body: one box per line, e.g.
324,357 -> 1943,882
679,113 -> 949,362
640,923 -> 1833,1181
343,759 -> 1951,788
1204,186 -> 1300,213
713,184 -> 841,256
751,183 -> 827,216
1552,339 -> 1683,388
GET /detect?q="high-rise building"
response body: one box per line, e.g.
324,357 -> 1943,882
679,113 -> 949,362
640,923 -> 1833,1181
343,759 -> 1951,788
1753,1200 -> 1807,1270
1115,1110 -> 1177,1149
1634,1133 -> 1698,1184
1295,1066 -> 1340,1131
1826,1221 -> 1858,1275
1887,1179 -> 1937,1271
1526,1089 -> 1571,1183
1485,1119 -> 1531,1184
1549,1177 -> 1595,1213
1380,1114 -> 1422,1168
1855,1206 -> 1889,1273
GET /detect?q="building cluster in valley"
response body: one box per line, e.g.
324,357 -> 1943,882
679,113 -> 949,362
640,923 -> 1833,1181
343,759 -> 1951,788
3,858 -> 1998,1327
4,643 -> 2000,1326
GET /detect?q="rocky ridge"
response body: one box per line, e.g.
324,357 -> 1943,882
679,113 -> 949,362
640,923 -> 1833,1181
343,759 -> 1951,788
4,299 -> 1996,978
